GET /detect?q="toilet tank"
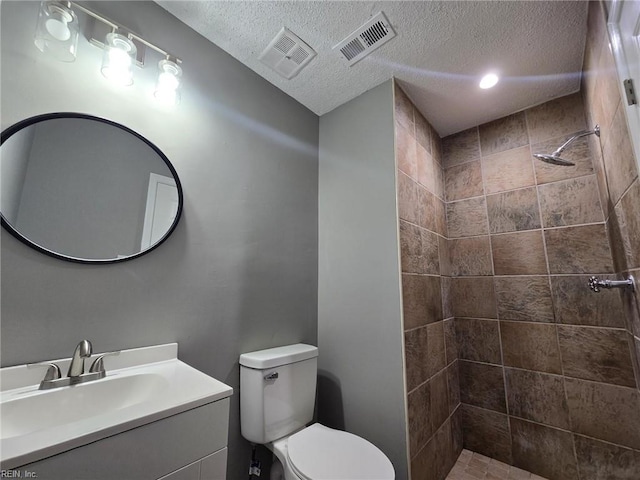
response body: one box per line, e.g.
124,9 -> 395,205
240,344 -> 318,444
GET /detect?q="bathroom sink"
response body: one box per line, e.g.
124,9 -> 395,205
0,343 -> 233,469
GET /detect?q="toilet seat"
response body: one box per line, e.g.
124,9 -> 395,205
286,423 -> 394,480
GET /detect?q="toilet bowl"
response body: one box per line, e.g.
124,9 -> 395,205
268,423 -> 394,480
240,344 -> 395,480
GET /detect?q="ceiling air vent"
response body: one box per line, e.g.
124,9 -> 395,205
333,12 -> 396,66
259,27 -> 317,79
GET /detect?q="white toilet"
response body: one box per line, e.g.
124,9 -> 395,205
240,343 -> 395,480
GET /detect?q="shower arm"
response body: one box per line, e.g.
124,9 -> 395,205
552,125 -> 600,156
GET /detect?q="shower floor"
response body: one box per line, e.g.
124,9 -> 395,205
446,450 -> 548,480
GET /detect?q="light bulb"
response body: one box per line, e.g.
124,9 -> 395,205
101,33 -> 137,86
45,15 -> 70,41
154,59 -> 182,105
479,73 -> 499,89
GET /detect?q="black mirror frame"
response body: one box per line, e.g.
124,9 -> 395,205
0,112 -> 184,264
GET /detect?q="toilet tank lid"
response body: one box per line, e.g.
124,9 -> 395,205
239,344 -> 318,369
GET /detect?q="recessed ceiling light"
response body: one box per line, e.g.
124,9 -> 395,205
479,73 -> 499,89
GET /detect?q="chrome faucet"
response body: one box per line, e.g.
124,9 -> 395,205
67,339 -> 92,377
28,340 -> 120,390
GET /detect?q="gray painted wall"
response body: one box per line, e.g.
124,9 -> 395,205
0,1 -> 318,476
317,80 -> 409,479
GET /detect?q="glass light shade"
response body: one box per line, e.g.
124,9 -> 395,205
34,1 -> 79,62
154,59 -> 182,105
101,33 -> 137,86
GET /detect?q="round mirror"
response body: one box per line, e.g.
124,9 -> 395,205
1,113 -> 183,263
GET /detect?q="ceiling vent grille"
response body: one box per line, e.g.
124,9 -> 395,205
333,12 -> 396,66
259,27 -> 316,79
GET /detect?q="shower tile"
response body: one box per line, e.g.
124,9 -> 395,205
431,369 -> 450,432
442,277 -> 454,320
550,275 -> 625,327
402,274 -> 443,329
434,198 -> 446,236
545,224 -> 614,274
417,185 -> 438,233
455,318 -> 501,364
444,318 -> 458,364
413,420 -> 455,480
451,408 -> 463,459
565,377 -> 640,450
557,325 -> 636,388
405,325 -> 430,391
500,321 -> 562,374
396,122 -> 417,179
427,321 -> 447,378
491,231 -> 548,275
459,360 -> 506,413
417,143 -> 436,193
394,83 -> 414,130
525,92 -> 587,145
538,175 -> 604,227
495,276 -> 554,323
415,110 -> 432,153
400,221 -> 439,275
510,418 -> 578,480
446,197 -> 488,238
532,135 -> 594,185
479,112 -> 529,157
448,236 -> 493,276
434,162 -> 445,200
482,146 -> 536,195
398,171 -> 419,224
574,434 -> 640,480
460,404 -> 512,464
447,362 -> 461,414
450,277 -> 497,319
442,127 -> 480,168
487,187 -> 541,234
432,126 -> 444,166
445,160 -> 484,201
408,380 -> 432,455
614,179 -> 640,270
505,368 -> 570,429
602,103 -> 638,206
439,238 -> 451,279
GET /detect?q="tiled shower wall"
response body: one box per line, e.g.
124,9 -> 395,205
395,83 -> 462,480
441,88 -> 640,478
582,0 -> 640,396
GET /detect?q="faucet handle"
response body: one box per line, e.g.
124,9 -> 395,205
27,362 -> 62,381
89,351 -> 121,375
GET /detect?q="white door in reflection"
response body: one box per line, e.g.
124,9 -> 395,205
140,173 -> 178,250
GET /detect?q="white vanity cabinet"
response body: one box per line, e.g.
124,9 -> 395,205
16,398 -> 230,480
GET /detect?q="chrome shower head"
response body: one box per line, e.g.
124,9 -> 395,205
533,125 -> 600,167
533,153 -> 575,166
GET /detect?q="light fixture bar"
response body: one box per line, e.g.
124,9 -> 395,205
69,1 -> 181,64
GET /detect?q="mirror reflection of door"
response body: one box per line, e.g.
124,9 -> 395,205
140,173 -> 178,250
608,0 -> 640,168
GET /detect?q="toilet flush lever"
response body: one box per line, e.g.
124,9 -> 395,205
264,372 -> 278,381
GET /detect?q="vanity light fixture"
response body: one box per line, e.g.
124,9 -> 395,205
479,73 -> 499,89
154,57 -> 183,105
34,1 -> 79,62
101,33 -> 137,86
33,1 -> 183,103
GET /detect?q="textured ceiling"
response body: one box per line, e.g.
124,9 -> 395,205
156,1 -> 589,137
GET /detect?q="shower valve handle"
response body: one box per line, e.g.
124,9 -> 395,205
588,275 -> 635,293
